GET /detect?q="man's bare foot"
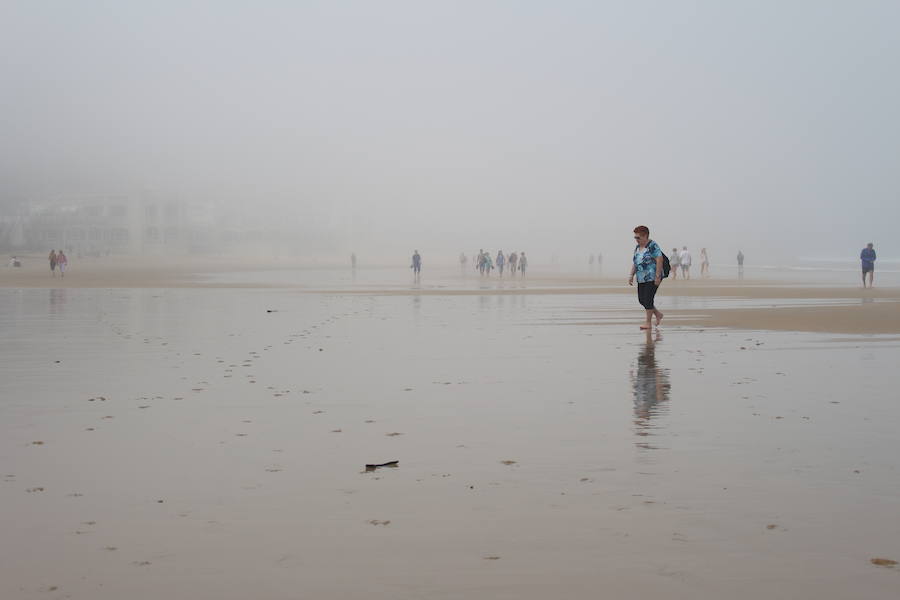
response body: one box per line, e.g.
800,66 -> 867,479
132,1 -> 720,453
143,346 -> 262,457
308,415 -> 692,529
640,324 -> 651,330
655,312 -> 664,326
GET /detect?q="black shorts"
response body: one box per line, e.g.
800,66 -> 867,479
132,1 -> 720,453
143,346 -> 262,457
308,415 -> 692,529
637,281 -> 658,310
862,265 -> 874,274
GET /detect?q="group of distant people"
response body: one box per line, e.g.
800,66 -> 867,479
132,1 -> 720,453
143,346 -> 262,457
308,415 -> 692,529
463,250 -> 528,277
48,249 -> 68,277
667,246 -> 711,279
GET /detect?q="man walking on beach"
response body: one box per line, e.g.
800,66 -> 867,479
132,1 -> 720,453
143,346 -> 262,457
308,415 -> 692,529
411,250 -> 422,281
629,226 -> 664,330
860,243 -> 876,288
57,250 -> 68,278
679,246 -> 692,279
48,250 -> 57,277
737,250 -> 744,279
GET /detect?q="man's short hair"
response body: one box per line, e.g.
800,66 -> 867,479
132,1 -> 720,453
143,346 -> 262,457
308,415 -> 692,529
633,225 -> 650,236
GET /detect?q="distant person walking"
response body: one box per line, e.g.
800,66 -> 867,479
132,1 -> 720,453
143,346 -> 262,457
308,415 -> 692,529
411,250 -> 422,280
48,250 -> 57,277
860,243 -> 876,288
477,249 -> 486,274
518,252 -> 528,276
508,251 -> 518,274
700,248 -> 710,278
596,252 -> 603,274
57,251 -> 68,278
737,250 -> 744,279
679,246 -> 692,279
628,226 -> 664,330
459,252 -> 467,272
351,253 -> 357,269
496,250 -> 506,276
670,248 -> 681,280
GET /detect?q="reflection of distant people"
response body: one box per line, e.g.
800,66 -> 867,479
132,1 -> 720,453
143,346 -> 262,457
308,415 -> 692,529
670,248 -> 680,280
496,250 -> 505,276
49,250 -> 57,277
351,253 -> 357,269
737,250 -> 744,279
631,329 -> 670,427
57,251 -> 68,277
679,246 -> 691,279
860,243 -> 876,288
411,250 -> 421,279
459,252 -> 467,271
518,252 -> 527,276
700,248 -> 709,278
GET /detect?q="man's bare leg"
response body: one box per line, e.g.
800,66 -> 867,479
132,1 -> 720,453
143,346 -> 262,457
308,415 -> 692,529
640,309 -> 653,330
654,309 -> 664,327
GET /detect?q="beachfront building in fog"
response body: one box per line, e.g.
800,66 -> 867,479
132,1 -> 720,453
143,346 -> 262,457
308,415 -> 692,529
1,193 -> 344,258
2,194 -> 199,255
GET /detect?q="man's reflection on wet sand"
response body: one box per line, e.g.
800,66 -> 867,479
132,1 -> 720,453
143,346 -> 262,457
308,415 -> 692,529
631,330 -> 671,444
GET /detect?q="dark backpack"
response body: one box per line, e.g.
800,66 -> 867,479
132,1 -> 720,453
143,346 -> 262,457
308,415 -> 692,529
635,243 -> 671,279
661,252 -> 671,278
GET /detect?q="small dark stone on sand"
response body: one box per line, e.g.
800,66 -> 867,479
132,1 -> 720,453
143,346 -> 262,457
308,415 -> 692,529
870,558 -> 897,567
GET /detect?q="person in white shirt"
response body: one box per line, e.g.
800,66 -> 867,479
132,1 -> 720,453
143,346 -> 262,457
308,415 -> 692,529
679,246 -> 692,279
670,248 -> 681,279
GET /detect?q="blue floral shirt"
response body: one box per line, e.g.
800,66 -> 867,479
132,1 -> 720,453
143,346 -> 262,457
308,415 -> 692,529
633,240 -> 663,283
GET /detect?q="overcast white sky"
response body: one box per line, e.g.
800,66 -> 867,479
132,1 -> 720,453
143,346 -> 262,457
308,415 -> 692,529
2,1 -> 898,263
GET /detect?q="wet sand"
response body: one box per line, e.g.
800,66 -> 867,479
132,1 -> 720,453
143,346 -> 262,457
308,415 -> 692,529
2,281 -> 900,599
4,255 -> 900,334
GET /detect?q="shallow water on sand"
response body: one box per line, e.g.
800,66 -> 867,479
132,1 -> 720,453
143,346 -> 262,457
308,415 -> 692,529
2,287 -> 900,599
